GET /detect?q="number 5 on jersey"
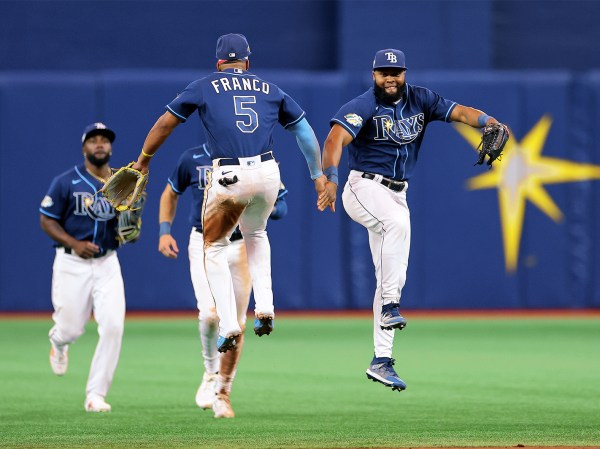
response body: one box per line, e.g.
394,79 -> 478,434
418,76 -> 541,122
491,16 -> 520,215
234,96 -> 258,133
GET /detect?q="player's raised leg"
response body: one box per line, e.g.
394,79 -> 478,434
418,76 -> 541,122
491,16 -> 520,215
203,177 -> 245,350
342,174 -> 410,330
238,162 -> 280,337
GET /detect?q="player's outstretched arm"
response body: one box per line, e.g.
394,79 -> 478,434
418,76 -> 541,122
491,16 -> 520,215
286,118 -> 323,180
132,112 -> 181,174
158,184 -> 180,259
286,118 -> 327,210
450,104 -> 498,128
321,124 -> 354,212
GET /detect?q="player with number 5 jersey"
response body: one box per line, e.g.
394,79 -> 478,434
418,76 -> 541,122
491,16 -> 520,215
131,33 -> 327,355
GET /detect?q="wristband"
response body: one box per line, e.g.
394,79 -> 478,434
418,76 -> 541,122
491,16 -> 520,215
477,114 -> 491,127
159,222 -> 171,236
141,149 -> 154,158
324,166 -> 339,185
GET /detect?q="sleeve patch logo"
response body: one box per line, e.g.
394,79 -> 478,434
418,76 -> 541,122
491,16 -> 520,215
344,113 -> 363,127
41,195 -> 54,208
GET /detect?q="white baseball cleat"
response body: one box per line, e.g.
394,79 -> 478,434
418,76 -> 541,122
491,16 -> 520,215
195,372 -> 218,409
84,396 -> 112,412
49,340 -> 68,376
213,393 -> 234,418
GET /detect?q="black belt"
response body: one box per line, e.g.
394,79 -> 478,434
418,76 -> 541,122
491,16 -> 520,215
194,227 -> 243,242
361,172 -> 406,192
218,152 -> 274,167
62,247 -> 110,258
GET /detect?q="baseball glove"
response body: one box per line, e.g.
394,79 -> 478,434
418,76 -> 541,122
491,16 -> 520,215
475,123 -> 510,167
116,192 -> 146,245
101,162 -> 148,211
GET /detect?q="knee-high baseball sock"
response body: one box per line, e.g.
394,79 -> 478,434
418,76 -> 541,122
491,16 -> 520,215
200,317 -> 219,374
217,333 -> 245,396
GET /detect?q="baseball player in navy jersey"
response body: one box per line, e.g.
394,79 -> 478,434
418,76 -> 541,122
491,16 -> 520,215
130,33 -> 326,354
157,143 -> 287,418
40,123 -> 129,412
320,49 -> 508,392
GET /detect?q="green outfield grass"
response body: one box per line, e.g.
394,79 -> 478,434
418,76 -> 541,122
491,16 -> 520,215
0,315 -> 599,448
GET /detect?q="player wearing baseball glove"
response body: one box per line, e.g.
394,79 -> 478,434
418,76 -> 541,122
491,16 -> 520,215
101,162 -> 148,212
475,122 -> 510,167
116,191 -> 146,245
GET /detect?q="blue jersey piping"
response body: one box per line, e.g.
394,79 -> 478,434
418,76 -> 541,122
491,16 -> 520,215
166,105 -> 187,122
168,178 -> 183,195
39,209 -> 61,219
74,166 -> 100,245
331,118 -> 357,138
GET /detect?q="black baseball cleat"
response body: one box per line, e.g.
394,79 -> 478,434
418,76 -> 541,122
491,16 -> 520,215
379,303 -> 407,331
254,316 -> 274,337
217,335 -> 238,353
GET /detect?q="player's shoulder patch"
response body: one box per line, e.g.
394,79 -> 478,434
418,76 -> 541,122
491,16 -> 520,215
41,195 -> 54,208
344,113 -> 363,127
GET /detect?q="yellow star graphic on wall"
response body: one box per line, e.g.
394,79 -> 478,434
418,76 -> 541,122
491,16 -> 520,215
454,115 -> 600,272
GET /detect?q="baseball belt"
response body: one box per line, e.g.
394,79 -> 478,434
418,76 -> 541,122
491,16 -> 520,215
361,172 -> 406,192
194,227 -> 243,242
217,151 -> 274,167
60,247 -> 111,258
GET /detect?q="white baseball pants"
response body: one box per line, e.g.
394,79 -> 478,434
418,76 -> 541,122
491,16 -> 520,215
189,230 -> 252,372
342,170 -> 411,358
202,155 -> 280,337
48,248 -> 125,399
189,229 -> 252,323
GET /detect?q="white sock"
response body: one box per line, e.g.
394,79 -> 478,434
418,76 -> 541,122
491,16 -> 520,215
199,319 -> 219,374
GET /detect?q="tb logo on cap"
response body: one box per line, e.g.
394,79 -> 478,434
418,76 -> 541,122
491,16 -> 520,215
385,52 -> 397,63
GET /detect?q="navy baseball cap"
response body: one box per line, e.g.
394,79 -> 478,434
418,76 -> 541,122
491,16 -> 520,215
216,33 -> 251,60
373,49 -> 407,70
81,122 -> 116,144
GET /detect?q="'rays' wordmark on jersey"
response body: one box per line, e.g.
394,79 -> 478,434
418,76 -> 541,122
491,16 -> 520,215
40,165 -> 119,251
332,84 -> 457,180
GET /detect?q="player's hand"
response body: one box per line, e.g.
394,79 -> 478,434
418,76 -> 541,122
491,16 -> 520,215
158,234 -> 179,259
314,175 -> 331,211
72,241 -> 100,259
132,159 -> 150,175
321,181 -> 337,213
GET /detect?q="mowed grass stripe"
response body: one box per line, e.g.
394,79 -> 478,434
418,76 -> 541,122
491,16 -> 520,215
0,317 -> 598,448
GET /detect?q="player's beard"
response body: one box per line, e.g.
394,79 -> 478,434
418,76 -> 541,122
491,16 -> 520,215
86,152 -> 111,168
373,81 -> 404,104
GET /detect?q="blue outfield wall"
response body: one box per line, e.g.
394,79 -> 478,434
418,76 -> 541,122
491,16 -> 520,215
2,69 -> 600,311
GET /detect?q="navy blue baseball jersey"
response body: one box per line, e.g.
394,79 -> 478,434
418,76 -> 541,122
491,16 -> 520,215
166,68 -> 305,159
331,84 -> 457,181
40,165 -> 119,251
168,144 -> 288,230
168,144 -> 212,229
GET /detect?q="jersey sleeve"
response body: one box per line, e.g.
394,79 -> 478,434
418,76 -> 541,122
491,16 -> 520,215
165,80 -> 204,123
168,152 -> 192,195
39,176 -> 67,219
419,87 -> 457,123
278,88 -> 306,129
330,97 -> 371,139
